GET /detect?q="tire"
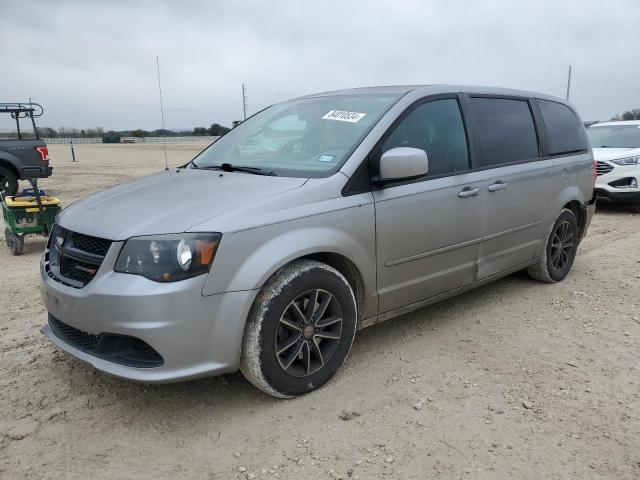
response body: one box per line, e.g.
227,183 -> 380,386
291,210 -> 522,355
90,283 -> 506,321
7,231 -> 24,256
0,167 -> 18,199
4,228 -> 10,248
630,199 -> 640,214
240,259 -> 357,398
527,208 -> 579,283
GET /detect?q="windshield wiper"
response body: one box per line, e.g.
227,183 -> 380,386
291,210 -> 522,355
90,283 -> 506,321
193,163 -> 277,176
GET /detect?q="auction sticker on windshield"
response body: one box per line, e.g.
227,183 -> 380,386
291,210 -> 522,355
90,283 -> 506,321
322,110 -> 366,123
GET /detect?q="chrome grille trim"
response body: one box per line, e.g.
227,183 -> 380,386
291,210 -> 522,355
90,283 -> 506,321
45,225 -> 112,288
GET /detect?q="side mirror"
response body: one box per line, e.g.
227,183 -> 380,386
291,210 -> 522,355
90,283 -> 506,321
377,147 -> 428,183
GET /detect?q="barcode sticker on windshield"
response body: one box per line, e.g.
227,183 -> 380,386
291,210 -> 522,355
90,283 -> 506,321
322,110 -> 366,123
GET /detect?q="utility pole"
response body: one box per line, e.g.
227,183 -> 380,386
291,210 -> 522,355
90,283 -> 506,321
565,65 -> 572,101
242,83 -> 248,120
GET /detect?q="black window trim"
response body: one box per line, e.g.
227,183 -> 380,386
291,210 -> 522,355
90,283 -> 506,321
341,92 -> 588,196
342,93 -> 475,195
464,93 -> 544,171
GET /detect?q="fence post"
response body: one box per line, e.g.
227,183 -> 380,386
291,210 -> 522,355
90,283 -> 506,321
70,140 -> 77,162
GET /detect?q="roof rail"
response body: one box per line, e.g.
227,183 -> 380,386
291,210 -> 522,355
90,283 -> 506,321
0,102 -> 44,117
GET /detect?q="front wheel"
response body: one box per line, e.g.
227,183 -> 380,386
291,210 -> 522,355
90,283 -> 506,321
527,208 -> 579,283
240,260 -> 357,398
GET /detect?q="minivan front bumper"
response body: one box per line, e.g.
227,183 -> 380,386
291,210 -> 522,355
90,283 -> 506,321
40,264 -> 257,383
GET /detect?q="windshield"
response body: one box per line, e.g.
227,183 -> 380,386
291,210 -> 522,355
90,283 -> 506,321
191,93 -> 402,177
587,124 -> 640,148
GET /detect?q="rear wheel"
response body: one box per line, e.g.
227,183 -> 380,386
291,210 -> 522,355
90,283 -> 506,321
527,208 -> 578,283
0,167 -> 18,199
240,260 -> 357,398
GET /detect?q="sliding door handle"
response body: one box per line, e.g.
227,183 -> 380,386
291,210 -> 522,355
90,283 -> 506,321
488,181 -> 507,192
458,187 -> 480,198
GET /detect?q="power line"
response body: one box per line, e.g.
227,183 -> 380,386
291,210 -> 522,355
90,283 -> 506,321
573,74 -> 640,81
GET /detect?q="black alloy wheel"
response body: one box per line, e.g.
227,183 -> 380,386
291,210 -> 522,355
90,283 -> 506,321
549,220 -> 574,272
274,288 -> 343,377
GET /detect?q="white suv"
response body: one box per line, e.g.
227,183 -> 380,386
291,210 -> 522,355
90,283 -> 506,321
588,120 -> 640,212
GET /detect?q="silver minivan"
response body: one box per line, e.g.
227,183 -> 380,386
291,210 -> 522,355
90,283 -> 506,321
40,85 -> 596,397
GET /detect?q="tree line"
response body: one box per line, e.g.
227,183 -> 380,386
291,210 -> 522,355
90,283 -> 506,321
611,108 -> 640,121
34,123 -> 232,138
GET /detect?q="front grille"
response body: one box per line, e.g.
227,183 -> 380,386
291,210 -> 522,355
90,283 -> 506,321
60,256 -> 99,284
48,315 -> 164,368
596,161 -> 614,176
68,232 -> 111,256
46,226 -> 112,288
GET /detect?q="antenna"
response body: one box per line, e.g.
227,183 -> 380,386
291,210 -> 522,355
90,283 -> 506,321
242,83 -> 248,120
565,65 -> 572,101
156,55 -> 169,171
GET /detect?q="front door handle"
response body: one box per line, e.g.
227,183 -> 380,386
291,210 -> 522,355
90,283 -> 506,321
458,187 -> 480,198
488,181 -> 507,192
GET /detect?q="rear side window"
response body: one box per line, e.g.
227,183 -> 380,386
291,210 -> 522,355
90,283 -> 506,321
382,99 -> 469,176
538,99 -> 588,155
470,98 -> 539,167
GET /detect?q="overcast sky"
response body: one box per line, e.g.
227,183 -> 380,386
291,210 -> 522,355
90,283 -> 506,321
1,0 -> 639,132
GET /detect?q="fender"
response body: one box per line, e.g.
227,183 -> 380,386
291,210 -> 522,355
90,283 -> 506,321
202,204 -> 378,317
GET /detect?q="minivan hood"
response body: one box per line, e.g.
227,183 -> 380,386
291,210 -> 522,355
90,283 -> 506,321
57,168 -> 307,240
593,147 -> 640,161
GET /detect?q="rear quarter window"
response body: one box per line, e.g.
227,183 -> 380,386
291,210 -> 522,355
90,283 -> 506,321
537,99 -> 588,155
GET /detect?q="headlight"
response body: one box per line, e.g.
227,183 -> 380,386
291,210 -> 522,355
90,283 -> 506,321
612,156 -> 640,166
115,233 -> 221,282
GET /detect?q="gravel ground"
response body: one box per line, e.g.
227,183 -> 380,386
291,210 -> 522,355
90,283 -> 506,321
1,144 -> 639,479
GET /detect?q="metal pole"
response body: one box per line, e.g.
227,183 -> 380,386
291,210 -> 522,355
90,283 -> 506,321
70,140 -> 77,162
242,83 -> 247,120
28,98 -> 38,139
565,65 -> 572,101
156,56 -> 169,171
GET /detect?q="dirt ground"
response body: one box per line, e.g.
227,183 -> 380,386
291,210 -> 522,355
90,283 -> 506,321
1,144 -> 639,479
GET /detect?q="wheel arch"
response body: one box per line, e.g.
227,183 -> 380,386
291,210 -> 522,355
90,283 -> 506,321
0,157 -> 20,178
299,252 -> 365,319
203,224 -> 376,320
546,185 -> 586,227
562,199 -> 586,237
537,186 -> 586,257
